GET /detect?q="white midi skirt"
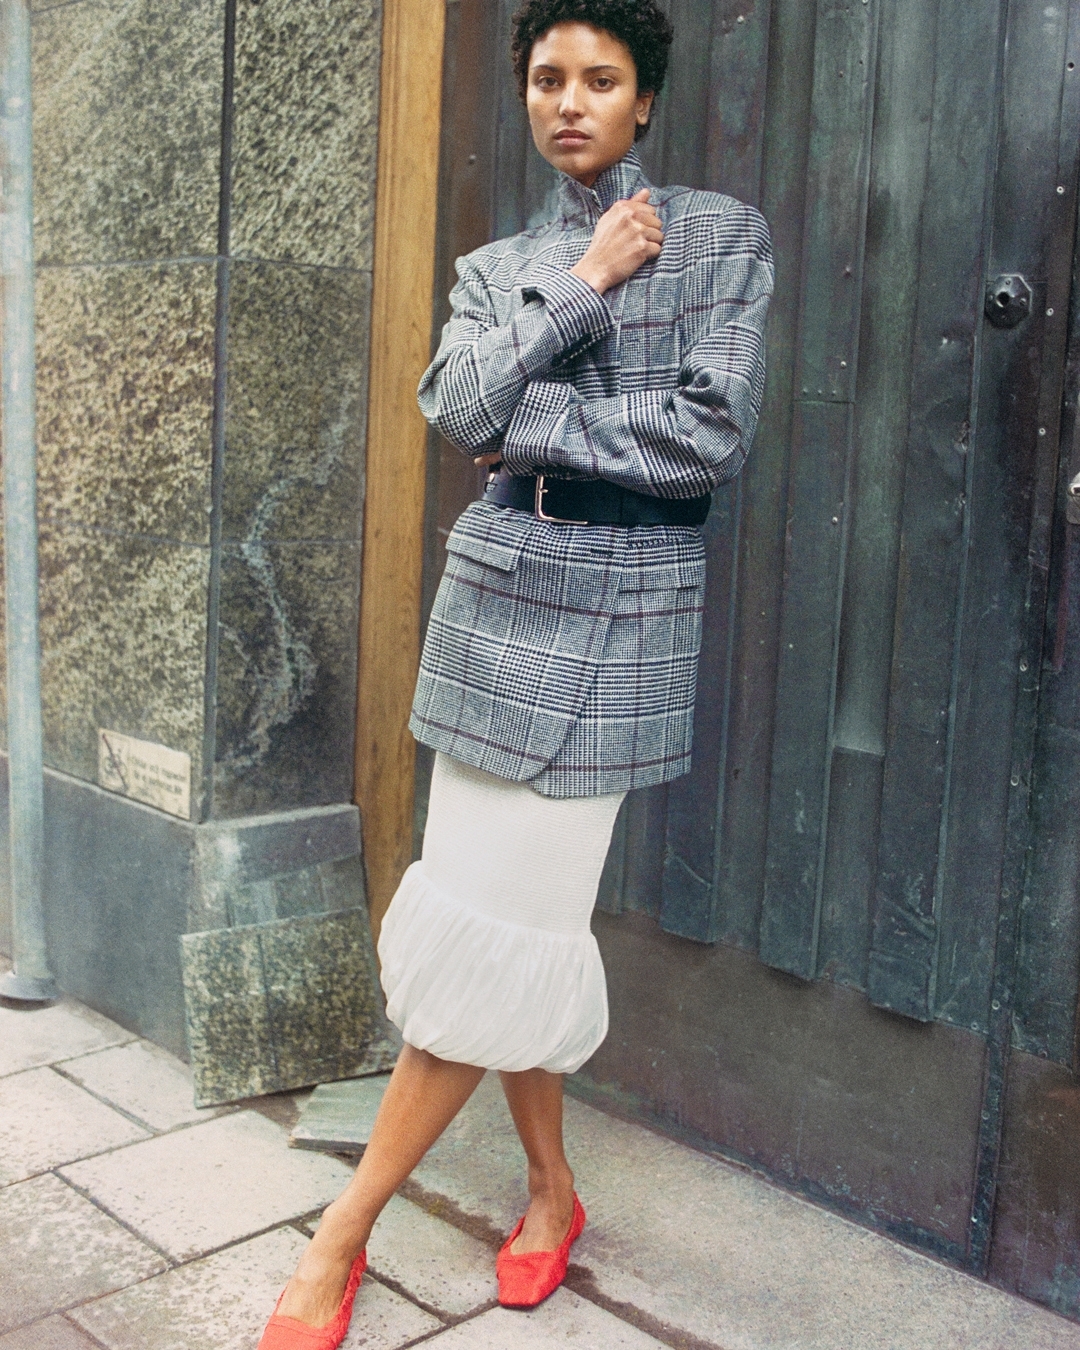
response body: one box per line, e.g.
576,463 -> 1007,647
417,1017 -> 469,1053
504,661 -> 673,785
377,753 -> 626,1074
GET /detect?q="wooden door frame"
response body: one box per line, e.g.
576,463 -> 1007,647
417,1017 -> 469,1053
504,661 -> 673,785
355,0 -> 446,934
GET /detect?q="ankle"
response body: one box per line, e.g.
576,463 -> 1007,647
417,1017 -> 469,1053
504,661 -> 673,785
309,1200 -> 372,1264
527,1164 -> 574,1203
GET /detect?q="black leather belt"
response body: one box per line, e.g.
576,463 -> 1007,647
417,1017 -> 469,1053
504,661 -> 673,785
482,467 -> 710,527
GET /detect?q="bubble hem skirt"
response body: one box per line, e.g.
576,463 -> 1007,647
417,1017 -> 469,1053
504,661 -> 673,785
377,754 -> 626,1075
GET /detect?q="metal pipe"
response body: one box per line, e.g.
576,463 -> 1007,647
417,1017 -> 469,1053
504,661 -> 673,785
0,0 -> 55,1004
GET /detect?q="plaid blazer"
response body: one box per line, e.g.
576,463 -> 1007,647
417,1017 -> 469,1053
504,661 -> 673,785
411,147 -> 773,797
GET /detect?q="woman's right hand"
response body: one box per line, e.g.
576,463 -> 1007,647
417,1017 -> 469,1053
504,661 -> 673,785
571,188 -> 664,295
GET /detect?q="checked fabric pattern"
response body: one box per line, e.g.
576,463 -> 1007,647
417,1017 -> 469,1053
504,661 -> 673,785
411,148 -> 773,797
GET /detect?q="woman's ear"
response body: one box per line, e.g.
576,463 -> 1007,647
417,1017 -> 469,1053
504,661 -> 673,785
636,91 -> 655,128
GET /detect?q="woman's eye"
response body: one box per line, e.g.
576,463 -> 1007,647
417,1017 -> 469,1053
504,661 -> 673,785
593,78 -> 614,90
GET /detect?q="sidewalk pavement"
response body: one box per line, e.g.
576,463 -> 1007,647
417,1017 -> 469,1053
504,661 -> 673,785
3,977 -> 1080,1350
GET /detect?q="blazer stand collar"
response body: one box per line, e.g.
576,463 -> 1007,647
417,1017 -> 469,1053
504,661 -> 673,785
557,145 -> 652,227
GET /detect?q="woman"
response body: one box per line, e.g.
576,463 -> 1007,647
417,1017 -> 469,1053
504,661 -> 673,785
259,3 -> 772,1345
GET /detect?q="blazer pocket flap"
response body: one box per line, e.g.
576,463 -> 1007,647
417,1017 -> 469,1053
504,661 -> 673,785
445,524 -> 525,573
619,553 -> 706,592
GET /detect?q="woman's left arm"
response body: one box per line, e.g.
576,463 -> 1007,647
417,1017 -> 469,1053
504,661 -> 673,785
499,209 -> 774,499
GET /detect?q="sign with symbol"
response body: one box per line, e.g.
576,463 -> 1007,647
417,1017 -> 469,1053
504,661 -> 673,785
98,730 -> 192,820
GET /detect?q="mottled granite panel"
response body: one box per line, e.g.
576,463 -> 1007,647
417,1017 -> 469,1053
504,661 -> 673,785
38,524 -> 209,806
223,262 -> 370,543
261,908 -> 392,1088
32,0 -> 224,265
212,540 -> 359,816
180,922 -> 277,1104
181,908 -> 396,1106
231,0 -> 381,269
36,263 -> 217,542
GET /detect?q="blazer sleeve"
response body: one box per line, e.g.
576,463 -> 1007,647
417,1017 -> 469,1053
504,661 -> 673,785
499,211 -> 774,498
418,255 -> 616,453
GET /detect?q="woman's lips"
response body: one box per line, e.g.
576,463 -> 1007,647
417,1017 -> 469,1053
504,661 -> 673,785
555,132 -> 589,145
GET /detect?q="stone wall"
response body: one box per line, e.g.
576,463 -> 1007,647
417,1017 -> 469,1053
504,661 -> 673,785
24,0 -> 380,822
0,0 -> 383,1051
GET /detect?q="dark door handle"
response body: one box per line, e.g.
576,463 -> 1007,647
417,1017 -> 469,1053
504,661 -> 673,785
985,274 -> 1033,328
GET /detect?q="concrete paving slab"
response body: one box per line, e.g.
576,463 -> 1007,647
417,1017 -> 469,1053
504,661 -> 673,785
0,1316 -> 102,1350
0,1173 -> 166,1333
411,1076 -> 1080,1350
70,1225 -> 440,1350
291,1073 -> 392,1153
423,1288 -> 667,1348
341,1276 -> 444,1349
61,1039 -> 232,1131
0,1067 -> 150,1184
0,999 -> 133,1077
60,1109 -> 355,1261
366,1193 -> 496,1316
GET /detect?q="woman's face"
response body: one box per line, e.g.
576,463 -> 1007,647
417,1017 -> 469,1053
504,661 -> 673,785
526,22 -> 653,187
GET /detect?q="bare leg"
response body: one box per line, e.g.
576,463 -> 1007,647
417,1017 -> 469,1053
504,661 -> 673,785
498,1068 -> 576,1254
276,1044 -> 485,1326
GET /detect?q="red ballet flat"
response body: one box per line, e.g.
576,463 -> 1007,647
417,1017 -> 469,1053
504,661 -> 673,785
257,1252 -> 367,1349
496,1193 -> 586,1309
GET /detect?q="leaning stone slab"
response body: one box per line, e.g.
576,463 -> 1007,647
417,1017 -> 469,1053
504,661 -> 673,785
180,907 -> 397,1106
289,1073 -> 392,1155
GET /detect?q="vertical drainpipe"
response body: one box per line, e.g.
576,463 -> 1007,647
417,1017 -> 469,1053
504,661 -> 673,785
0,0 -> 56,1003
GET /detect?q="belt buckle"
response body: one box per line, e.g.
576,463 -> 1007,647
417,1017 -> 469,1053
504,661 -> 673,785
534,473 -> 587,525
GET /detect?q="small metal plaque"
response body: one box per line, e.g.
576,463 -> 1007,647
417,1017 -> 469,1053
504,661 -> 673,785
98,729 -> 192,819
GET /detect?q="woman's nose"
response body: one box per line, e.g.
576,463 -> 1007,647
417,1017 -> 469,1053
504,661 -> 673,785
559,80 -> 584,117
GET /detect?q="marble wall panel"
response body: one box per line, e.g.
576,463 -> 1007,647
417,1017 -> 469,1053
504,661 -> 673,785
231,0 -> 381,269
38,524 -> 209,808
212,540 -> 359,815
36,263 -> 217,543
223,262 -> 370,543
32,0 -> 225,265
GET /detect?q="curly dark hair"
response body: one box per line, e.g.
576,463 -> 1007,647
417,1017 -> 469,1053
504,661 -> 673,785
510,0 -> 674,141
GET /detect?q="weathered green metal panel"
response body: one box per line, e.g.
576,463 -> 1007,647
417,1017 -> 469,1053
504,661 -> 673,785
758,0 -> 878,975
866,0 -> 1007,1020
935,0 -> 1072,1039
759,399 -> 851,974
817,0 -> 939,982
656,2 -> 772,942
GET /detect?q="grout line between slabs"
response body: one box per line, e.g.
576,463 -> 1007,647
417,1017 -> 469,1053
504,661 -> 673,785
48,1059 -> 239,1136
51,1170 -> 178,1266
392,1177 -> 728,1350
0,1037 -> 141,1079
60,1312 -> 113,1350
363,1264 -> 498,1329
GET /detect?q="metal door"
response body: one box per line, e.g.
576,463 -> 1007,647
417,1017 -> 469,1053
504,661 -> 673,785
425,0 -> 1080,1305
